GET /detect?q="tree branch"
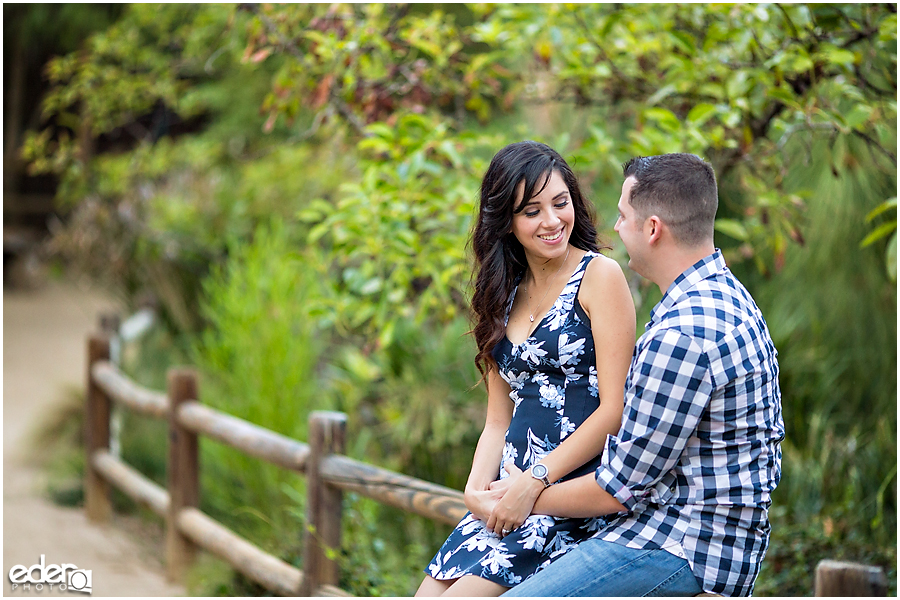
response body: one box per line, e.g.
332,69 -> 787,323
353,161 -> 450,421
572,11 -> 636,91
853,129 -> 897,166
776,4 -> 801,40
333,97 -> 370,137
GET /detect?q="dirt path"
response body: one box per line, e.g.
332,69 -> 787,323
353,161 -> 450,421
3,278 -> 185,597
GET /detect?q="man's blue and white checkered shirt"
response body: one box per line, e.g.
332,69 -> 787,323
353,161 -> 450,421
593,250 -> 784,596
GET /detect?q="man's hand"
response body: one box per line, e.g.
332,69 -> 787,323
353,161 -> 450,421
485,464 -> 544,537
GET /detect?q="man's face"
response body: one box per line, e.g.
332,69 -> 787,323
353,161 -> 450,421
614,176 -> 649,276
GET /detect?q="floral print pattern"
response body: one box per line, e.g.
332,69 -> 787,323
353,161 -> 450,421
426,253 -> 609,587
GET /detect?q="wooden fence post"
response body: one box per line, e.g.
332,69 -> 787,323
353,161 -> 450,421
815,560 -> 887,596
85,333 -> 112,522
301,411 -> 347,595
98,313 -> 121,336
166,368 -> 200,583
98,313 -> 124,460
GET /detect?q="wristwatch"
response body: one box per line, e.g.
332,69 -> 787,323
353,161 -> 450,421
530,463 -> 552,488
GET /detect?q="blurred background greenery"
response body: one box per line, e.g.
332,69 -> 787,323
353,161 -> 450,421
5,3 -> 895,596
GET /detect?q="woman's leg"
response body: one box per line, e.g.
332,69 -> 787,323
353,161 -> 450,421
415,575 -> 453,597
442,575 -> 509,597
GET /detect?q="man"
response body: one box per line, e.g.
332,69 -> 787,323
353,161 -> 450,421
503,153 -> 784,596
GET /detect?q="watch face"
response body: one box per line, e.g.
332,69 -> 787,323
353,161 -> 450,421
532,464 -> 548,478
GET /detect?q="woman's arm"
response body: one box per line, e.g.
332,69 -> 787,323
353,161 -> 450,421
464,366 -> 514,522
527,467 -> 626,518
486,256 -> 635,535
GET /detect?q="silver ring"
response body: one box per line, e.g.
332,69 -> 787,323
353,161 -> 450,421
501,528 -> 510,535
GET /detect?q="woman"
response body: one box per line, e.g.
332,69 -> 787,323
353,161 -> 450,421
416,141 -> 636,596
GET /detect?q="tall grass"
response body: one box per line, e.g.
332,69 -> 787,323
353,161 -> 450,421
183,218 -> 332,590
735,137 -> 897,594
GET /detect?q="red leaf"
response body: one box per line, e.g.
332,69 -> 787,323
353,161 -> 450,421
263,112 -> 277,133
312,73 -> 335,109
250,48 -> 272,63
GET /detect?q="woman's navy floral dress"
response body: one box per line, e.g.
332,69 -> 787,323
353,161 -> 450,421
426,252 -> 609,587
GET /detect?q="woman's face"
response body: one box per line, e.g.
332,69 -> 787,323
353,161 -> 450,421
509,170 -> 575,263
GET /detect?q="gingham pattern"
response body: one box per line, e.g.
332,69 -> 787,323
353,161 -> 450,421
593,250 -> 784,597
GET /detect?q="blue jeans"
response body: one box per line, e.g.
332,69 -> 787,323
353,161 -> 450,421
502,538 -> 703,597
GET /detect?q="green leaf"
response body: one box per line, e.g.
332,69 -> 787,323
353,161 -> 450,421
715,219 -> 750,241
865,197 -> 896,223
845,104 -> 874,130
359,277 -> 383,295
823,46 -> 856,67
860,221 -> 897,248
767,86 -> 802,110
646,84 -> 677,107
687,103 -> 717,126
365,123 -> 395,140
886,234 -> 896,282
643,107 -> 681,131
438,140 -> 463,168
308,222 -> 331,244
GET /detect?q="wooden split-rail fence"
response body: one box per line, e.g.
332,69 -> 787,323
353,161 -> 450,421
84,330 -> 468,596
84,319 -> 889,597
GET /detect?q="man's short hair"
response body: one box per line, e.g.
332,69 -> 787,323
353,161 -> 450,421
622,153 -> 718,247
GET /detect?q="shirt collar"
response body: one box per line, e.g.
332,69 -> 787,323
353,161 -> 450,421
647,249 -> 727,330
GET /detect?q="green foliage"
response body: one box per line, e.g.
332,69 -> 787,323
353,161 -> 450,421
188,219 -> 326,569
861,196 -> 897,281
193,219 -> 328,437
26,4 -> 897,328
22,4 -> 354,332
340,494 -> 450,596
755,512 -> 897,596
737,136 -> 897,570
484,3 -> 896,274
327,316 -> 483,490
304,113 -> 500,343
242,4 -> 514,130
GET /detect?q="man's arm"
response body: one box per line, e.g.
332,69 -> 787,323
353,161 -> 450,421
593,328 -> 713,513
496,327 -> 713,520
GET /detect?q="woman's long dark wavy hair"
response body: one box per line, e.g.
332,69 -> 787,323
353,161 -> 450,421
470,141 -> 607,377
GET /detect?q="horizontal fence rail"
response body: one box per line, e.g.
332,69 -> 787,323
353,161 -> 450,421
176,401 -> 311,472
91,450 -> 169,517
84,330 -> 463,596
91,361 -> 168,419
176,507 -> 303,597
321,455 -> 466,526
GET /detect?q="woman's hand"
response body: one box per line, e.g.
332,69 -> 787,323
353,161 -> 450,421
485,464 -> 544,537
464,487 -> 504,523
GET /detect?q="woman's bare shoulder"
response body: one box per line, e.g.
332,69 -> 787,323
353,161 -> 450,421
580,253 -> 634,318
583,253 -> 627,286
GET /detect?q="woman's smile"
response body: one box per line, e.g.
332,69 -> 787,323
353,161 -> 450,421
537,229 -> 564,243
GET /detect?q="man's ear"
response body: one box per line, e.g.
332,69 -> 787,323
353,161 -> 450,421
646,215 -> 664,245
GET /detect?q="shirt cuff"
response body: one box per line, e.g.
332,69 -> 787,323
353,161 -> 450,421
595,463 -> 636,512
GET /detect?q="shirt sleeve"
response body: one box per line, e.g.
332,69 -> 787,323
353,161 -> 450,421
595,327 -> 713,512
